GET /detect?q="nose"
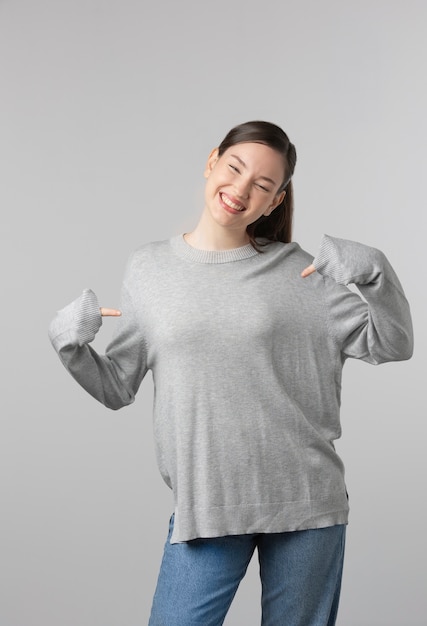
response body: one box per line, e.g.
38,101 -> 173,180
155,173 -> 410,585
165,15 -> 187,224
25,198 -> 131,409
233,177 -> 250,199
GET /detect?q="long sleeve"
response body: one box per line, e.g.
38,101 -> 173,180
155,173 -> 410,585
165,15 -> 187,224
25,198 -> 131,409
313,235 -> 414,364
48,264 -> 148,410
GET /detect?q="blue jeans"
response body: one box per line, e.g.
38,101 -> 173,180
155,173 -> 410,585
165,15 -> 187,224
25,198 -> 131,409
149,515 -> 346,626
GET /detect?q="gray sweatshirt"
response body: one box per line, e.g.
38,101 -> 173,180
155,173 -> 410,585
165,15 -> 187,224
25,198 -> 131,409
49,234 -> 413,543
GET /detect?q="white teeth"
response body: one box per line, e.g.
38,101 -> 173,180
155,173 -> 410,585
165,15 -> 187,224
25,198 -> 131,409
221,193 -> 245,211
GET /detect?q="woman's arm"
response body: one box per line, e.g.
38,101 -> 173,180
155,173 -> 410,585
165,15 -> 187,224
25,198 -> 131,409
304,235 -> 414,364
49,277 -> 148,410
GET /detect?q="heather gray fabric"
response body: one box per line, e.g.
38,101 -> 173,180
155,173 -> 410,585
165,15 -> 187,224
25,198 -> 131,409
48,235 -> 413,543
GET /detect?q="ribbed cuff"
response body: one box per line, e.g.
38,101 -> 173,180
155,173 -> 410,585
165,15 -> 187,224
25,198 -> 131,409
76,289 -> 102,345
313,235 -> 350,285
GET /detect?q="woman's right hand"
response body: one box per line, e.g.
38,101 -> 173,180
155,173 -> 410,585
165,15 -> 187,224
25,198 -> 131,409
100,308 -> 122,317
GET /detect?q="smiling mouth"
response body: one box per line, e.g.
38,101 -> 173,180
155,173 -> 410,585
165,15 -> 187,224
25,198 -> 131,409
220,193 -> 246,212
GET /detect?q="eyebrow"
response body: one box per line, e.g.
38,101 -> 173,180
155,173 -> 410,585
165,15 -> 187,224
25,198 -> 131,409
230,154 -> 277,186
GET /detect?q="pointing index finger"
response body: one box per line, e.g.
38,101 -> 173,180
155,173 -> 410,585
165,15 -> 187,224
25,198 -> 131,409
100,308 -> 122,317
301,264 -> 316,278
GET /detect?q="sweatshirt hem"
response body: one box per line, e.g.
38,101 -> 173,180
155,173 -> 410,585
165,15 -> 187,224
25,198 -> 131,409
170,498 -> 350,543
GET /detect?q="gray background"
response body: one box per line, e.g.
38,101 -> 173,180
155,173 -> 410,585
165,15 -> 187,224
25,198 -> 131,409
1,0 -> 425,624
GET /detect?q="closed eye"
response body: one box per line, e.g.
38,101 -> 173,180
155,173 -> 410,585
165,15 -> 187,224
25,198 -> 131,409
229,162 -> 270,192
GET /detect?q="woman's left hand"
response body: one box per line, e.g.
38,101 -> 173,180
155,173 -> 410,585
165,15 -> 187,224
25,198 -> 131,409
301,264 -> 316,278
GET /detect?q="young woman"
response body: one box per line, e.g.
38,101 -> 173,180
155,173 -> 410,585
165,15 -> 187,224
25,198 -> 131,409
49,120 -> 413,626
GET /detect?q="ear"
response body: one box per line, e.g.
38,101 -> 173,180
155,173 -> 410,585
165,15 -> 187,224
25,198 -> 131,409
204,147 -> 219,179
264,190 -> 286,216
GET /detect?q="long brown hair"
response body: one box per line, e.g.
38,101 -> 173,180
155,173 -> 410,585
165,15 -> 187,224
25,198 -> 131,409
217,121 -> 297,248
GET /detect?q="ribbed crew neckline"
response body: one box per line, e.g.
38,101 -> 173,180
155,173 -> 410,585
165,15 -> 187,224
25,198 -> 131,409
170,234 -> 260,264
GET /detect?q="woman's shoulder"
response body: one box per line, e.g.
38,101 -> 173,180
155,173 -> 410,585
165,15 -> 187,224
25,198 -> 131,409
261,239 -> 314,265
128,238 -> 173,261
118,239 -> 175,283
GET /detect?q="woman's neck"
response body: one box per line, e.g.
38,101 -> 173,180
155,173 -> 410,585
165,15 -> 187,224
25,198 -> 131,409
185,214 -> 250,251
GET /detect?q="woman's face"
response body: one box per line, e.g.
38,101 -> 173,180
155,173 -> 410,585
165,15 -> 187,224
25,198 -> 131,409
203,141 -> 286,236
